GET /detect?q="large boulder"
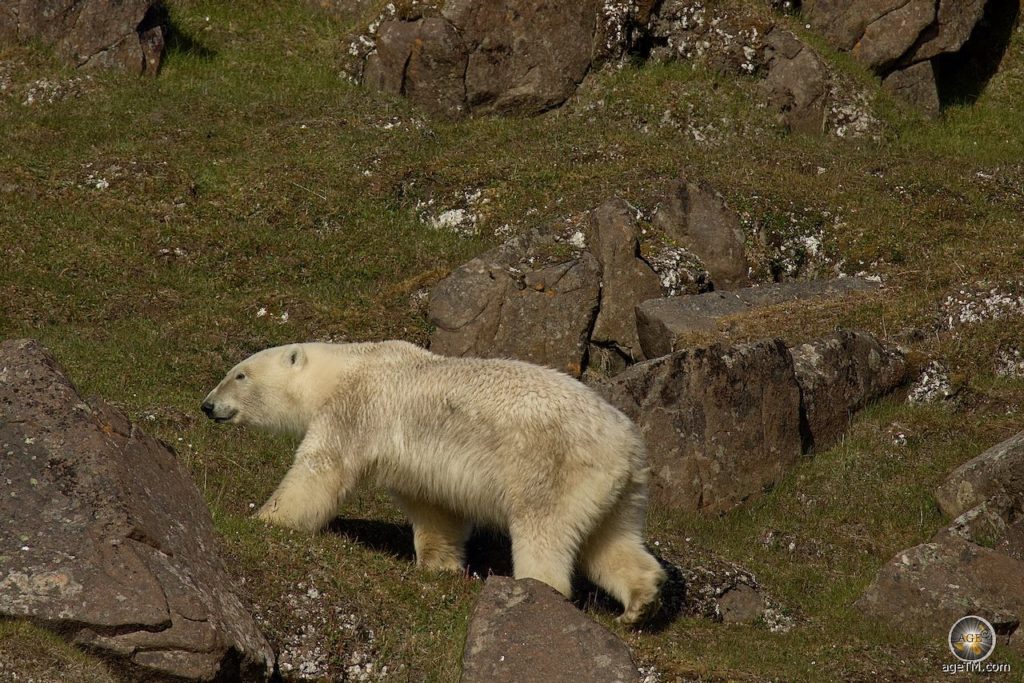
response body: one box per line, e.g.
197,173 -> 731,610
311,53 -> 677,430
934,430 -> 1024,519
635,277 -> 881,359
651,178 -> 750,290
856,537 -> 1024,653
596,339 -> 803,512
429,199 -> 672,377
461,576 -> 640,683
428,230 -> 601,377
761,28 -> 829,134
358,0 -> 599,118
802,0 -> 987,112
0,339 -> 274,681
789,330 -> 907,452
0,0 -> 164,75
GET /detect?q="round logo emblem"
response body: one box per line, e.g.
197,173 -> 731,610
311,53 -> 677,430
948,615 -> 996,662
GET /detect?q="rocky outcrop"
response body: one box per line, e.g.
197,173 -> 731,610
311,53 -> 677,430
356,0 -> 599,118
461,576 -> 640,683
802,0 -> 987,113
429,199 -> 671,377
651,178 -> 750,289
937,494 -> 1024,563
349,0 -> 890,133
790,330 -> 907,452
932,430 -> 1024,563
428,229 -> 602,377
596,330 -> 905,511
635,277 -> 881,359
0,339 -> 274,681
597,338 -> 803,512
0,0 -> 165,75
858,429 -> 1024,653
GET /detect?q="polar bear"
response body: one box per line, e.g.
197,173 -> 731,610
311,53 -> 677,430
201,341 -> 665,623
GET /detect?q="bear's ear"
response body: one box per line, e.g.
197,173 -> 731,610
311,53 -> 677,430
285,345 -> 306,369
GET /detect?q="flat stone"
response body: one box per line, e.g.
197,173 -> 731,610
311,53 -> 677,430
461,576 -> 640,683
0,339 -> 274,681
635,277 -> 880,359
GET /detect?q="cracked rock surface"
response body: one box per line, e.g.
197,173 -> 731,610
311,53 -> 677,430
0,0 -> 165,75
596,331 -> 905,512
0,339 -> 273,681
802,0 -> 986,113
461,576 -> 640,683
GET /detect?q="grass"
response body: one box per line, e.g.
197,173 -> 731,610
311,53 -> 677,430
3,0 -> 1024,680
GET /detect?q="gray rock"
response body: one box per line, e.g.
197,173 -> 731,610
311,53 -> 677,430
652,179 -> 749,290
588,199 -> 663,361
0,0 -> 164,75
428,231 -> 600,377
717,583 -> 766,624
882,61 -> 939,117
789,330 -> 907,452
802,0 -> 932,65
0,339 -> 274,681
596,339 -> 803,512
762,28 -> 828,134
904,0 -> 987,64
363,15 -> 468,119
856,537 -> 1024,652
461,576 -> 640,683
934,430 -> 1024,519
446,0 -> 598,116
802,0 -> 987,111
359,0 -> 598,118
936,494 -> 1024,563
635,277 -> 880,359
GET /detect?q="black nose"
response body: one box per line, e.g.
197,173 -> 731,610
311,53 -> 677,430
201,401 -> 214,417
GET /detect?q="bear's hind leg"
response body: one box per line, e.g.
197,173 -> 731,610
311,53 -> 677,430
580,493 -> 666,625
393,495 -> 469,572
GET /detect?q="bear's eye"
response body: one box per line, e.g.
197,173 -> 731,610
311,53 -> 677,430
236,372 -> 246,381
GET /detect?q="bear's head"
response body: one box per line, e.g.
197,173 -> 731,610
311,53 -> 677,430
202,344 -> 312,436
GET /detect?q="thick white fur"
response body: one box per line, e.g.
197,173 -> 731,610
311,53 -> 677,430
203,341 -> 665,623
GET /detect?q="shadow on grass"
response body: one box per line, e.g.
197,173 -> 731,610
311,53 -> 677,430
325,519 -> 517,577
147,4 -> 217,63
327,518 -> 415,563
935,0 -> 1020,107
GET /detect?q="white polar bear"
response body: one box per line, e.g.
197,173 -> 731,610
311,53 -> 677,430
202,341 -> 665,623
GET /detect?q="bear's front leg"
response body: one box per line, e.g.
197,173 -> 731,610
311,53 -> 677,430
258,428 -> 356,533
391,494 -> 470,572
